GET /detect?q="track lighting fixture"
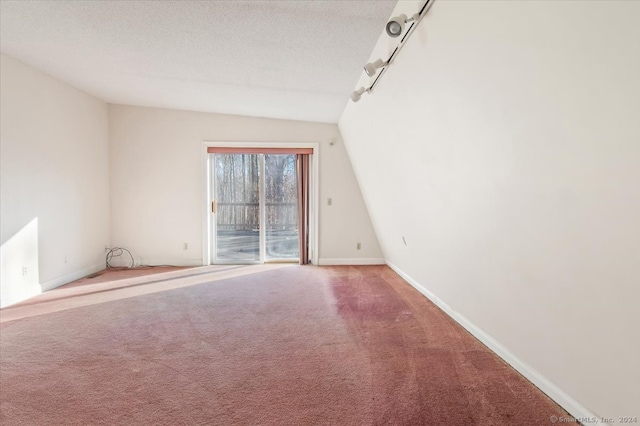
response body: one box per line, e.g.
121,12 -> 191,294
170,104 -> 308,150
385,13 -> 419,38
350,87 -> 369,103
364,59 -> 388,77
350,0 -> 433,103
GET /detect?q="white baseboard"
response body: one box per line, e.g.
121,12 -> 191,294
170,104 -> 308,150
318,258 -> 385,266
108,257 -> 203,268
40,262 -> 104,292
386,261 -> 602,425
136,258 -> 203,267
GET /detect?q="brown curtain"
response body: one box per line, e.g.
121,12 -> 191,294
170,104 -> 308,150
296,154 -> 310,265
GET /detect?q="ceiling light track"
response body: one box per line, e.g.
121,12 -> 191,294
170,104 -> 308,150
350,0 -> 435,103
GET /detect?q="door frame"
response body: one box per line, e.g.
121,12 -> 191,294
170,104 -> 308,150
201,141 -> 319,266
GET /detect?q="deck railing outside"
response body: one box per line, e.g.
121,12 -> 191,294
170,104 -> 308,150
216,202 -> 298,231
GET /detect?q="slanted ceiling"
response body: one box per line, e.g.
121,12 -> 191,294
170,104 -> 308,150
0,0 -> 397,123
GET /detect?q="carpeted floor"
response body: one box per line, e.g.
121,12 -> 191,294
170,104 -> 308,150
0,265 -> 568,425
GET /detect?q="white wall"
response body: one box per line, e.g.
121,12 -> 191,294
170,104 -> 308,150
1,54 -> 110,307
339,0 -> 639,421
108,104 -> 382,266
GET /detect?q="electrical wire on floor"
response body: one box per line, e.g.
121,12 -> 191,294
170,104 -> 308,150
105,247 -> 177,270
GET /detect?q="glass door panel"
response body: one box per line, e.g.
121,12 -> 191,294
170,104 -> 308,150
264,154 -> 299,261
214,153 -> 260,262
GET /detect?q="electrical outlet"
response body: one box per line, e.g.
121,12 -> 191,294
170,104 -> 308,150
22,266 -> 27,276
357,243 -> 361,250
183,243 -> 188,250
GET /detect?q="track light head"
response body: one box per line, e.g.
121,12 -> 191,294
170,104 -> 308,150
364,58 -> 388,77
385,13 -> 419,38
385,14 -> 407,38
350,87 -> 369,103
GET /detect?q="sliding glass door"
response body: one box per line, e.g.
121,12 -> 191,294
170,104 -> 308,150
211,153 -> 299,264
213,153 -> 261,262
264,154 -> 299,261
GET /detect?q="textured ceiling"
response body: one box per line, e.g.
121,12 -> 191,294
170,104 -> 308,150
0,0 -> 397,123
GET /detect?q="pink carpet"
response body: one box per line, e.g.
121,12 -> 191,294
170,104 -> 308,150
0,265 -> 568,425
